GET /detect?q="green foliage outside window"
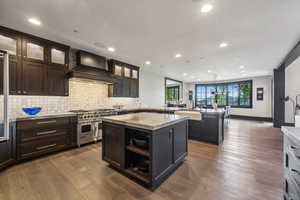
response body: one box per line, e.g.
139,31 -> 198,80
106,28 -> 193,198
166,86 -> 179,102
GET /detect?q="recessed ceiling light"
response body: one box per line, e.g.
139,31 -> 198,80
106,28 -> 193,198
28,18 -> 41,26
240,70 -> 246,73
175,53 -> 182,58
208,70 -> 212,73
107,47 -> 115,52
240,65 -> 245,69
201,4 -> 213,13
219,42 -> 228,48
145,61 -> 151,65
183,73 -> 187,76
197,79 -> 201,81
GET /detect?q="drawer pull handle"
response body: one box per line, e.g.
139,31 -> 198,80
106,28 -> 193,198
36,144 -> 57,150
36,130 -> 57,136
291,146 -> 299,150
291,169 -> 300,175
37,120 -> 57,125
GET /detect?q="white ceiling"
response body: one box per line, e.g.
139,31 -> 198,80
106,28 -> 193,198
1,0 -> 300,82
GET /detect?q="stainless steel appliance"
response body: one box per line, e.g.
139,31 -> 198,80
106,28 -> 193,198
70,109 -> 117,147
0,50 -> 10,142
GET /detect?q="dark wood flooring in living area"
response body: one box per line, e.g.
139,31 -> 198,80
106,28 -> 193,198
0,119 -> 283,200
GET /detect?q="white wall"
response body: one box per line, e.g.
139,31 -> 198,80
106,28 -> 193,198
139,68 -> 165,107
285,57 -> 300,123
183,76 -> 273,118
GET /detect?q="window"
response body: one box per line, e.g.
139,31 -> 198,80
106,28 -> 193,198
166,86 -> 179,102
228,83 -> 239,106
195,80 -> 252,108
206,86 -> 216,105
196,85 -> 206,105
216,85 -> 227,105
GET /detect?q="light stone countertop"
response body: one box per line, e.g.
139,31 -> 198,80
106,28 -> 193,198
282,126 -> 300,143
102,112 -> 188,130
15,112 -> 77,122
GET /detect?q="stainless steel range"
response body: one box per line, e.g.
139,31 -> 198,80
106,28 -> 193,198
70,109 -> 117,147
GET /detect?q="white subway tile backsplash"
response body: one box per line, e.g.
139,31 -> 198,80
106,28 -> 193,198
0,78 -> 139,119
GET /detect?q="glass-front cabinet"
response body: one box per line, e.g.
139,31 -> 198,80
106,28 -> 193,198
26,42 -> 44,61
132,69 -> 138,79
124,67 -> 131,78
0,31 -> 20,95
51,48 -> 65,64
0,34 -> 17,56
114,65 -> 123,76
22,38 -> 45,63
50,47 -> 68,67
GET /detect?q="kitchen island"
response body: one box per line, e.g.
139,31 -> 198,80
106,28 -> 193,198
102,112 -> 188,190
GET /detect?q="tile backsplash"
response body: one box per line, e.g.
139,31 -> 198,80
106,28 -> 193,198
0,78 -> 140,119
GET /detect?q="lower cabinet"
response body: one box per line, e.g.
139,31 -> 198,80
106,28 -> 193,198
102,123 -> 125,168
102,120 -> 188,190
188,113 -> 224,145
16,116 -> 77,161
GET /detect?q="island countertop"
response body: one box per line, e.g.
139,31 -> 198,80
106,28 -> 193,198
102,112 -> 188,130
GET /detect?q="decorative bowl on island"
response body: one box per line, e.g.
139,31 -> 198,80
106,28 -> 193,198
22,107 -> 42,116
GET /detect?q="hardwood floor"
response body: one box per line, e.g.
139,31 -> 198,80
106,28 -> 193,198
0,119 -> 283,200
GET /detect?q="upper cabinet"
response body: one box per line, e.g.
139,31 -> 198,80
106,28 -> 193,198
0,29 -> 21,95
50,48 -> 66,66
22,38 -> 46,63
114,65 -> 123,76
132,69 -> 138,79
0,26 -> 69,96
108,59 -> 139,98
0,34 -> 17,56
124,67 -> 131,78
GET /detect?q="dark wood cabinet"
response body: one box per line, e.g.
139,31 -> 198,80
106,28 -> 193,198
102,119 -> 188,190
16,116 -> 77,161
22,61 -> 46,95
173,121 -> 188,162
47,67 -> 68,96
102,123 -> 125,168
152,126 -> 173,178
130,79 -> 139,97
122,78 -> 131,97
0,28 -> 22,95
188,112 -> 224,145
0,58 -> 21,94
108,59 -> 139,98
0,26 -> 69,96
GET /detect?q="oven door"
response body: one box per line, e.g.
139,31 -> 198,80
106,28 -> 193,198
78,123 -> 95,146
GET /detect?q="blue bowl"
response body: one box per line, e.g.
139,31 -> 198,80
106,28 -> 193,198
22,107 -> 42,116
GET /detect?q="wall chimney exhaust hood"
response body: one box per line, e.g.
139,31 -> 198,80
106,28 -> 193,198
67,50 -> 115,83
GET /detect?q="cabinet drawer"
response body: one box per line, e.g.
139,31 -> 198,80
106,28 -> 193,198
19,127 -> 69,142
17,117 -> 69,130
18,135 -> 68,160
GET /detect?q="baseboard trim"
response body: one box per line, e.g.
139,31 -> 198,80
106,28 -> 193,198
230,115 -> 273,122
